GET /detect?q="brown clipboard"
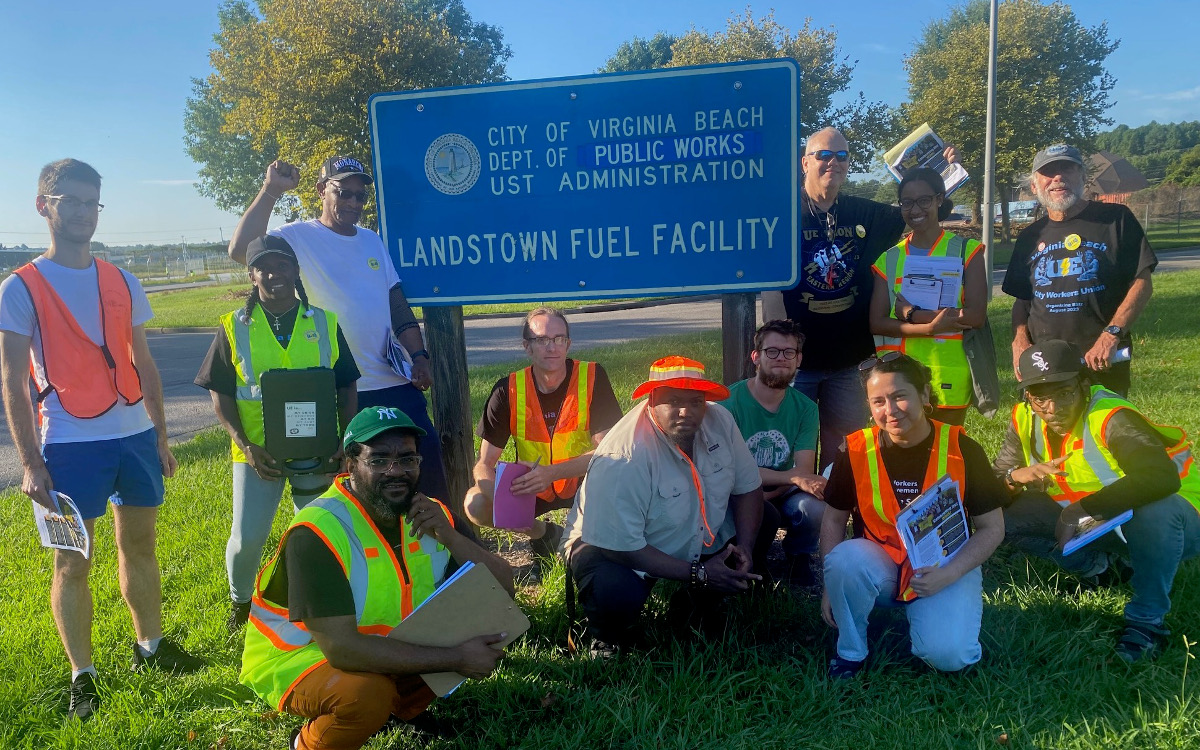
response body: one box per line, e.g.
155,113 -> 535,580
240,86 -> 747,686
388,562 -> 529,696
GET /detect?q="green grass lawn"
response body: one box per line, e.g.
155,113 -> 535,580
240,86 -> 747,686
1146,218 -> 1200,251
146,283 -> 655,329
5,273 -> 1200,748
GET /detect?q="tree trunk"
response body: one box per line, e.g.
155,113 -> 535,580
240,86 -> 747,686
423,306 -> 474,516
721,293 -> 757,385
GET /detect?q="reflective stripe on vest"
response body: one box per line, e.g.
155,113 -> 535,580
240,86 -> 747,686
873,232 -> 979,409
220,305 -> 337,463
845,421 -> 967,602
240,476 -> 453,710
508,360 -> 596,502
1013,386 -> 1200,513
13,259 -> 143,418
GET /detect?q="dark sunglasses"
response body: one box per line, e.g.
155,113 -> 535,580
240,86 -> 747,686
858,350 -> 903,372
807,149 -> 849,163
330,186 -> 370,203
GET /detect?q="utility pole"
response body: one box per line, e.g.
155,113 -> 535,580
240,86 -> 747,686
982,0 -> 999,301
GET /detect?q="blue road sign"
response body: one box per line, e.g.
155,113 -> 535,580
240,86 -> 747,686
368,60 -> 800,306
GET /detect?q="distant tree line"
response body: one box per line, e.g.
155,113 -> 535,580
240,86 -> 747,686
1096,121 -> 1200,183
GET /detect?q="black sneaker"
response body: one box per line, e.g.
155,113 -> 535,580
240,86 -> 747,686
131,638 -> 204,673
227,600 -> 252,632
828,656 -> 865,680
288,727 -> 300,749
587,639 -> 620,660
68,672 -> 99,721
1115,622 -> 1169,662
529,522 -> 563,561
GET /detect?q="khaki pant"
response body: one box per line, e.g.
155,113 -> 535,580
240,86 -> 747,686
282,661 -> 436,749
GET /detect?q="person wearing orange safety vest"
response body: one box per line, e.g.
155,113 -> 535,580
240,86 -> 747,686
820,352 -> 1006,679
241,406 -> 514,750
464,307 -> 623,563
868,167 -> 992,426
0,159 -> 201,721
994,339 -> 1200,662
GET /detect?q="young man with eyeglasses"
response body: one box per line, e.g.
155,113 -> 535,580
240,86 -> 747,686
228,156 -> 450,502
464,307 -> 622,563
241,407 -> 513,749
992,339 -> 1200,661
719,319 -> 826,585
0,159 -> 201,721
1003,145 -> 1156,397
775,127 -> 959,470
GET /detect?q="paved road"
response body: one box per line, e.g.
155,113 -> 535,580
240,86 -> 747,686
2,247 -> 1197,489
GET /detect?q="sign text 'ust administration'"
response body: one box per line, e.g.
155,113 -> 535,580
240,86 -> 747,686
369,60 -> 800,305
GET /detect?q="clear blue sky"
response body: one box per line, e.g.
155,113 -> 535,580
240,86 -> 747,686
2,0 -> 1196,248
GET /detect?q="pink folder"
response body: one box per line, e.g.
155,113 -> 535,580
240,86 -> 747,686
492,462 -> 537,529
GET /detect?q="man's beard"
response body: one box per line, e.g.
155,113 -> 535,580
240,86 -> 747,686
759,370 -> 795,389
1036,182 -> 1081,214
360,478 -> 416,524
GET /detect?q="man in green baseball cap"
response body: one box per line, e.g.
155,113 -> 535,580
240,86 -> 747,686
240,407 -> 514,749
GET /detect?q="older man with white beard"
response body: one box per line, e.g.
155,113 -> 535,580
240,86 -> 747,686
1003,145 -> 1157,396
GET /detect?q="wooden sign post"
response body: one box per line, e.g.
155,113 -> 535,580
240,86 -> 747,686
423,306 -> 474,515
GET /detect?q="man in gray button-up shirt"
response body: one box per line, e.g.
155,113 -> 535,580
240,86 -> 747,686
562,356 -> 772,653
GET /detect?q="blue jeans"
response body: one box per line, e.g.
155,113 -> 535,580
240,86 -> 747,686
824,538 -> 984,671
358,383 -> 449,503
226,462 -> 328,603
792,366 -> 868,470
774,488 -> 824,556
1003,491 -> 1200,625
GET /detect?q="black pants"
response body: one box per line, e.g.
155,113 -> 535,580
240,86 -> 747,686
568,508 -> 779,644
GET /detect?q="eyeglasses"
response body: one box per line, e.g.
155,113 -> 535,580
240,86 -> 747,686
524,335 -> 569,348
762,347 -> 799,361
806,150 -> 849,163
858,350 -> 903,372
1026,384 -> 1080,409
899,194 -> 941,211
42,195 -> 104,213
329,185 -> 370,203
361,455 -> 423,472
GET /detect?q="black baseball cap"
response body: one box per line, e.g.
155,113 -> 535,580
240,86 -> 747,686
318,155 -> 373,184
245,235 -> 298,268
1031,144 -> 1085,173
1017,340 -> 1085,388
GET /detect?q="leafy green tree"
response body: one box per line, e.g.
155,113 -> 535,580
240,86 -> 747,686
1097,121 -> 1200,182
603,10 -> 897,173
1164,144 -> 1200,187
904,0 -> 1117,229
184,0 -> 510,225
599,32 -> 677,73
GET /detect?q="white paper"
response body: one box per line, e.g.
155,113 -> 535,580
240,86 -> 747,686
904,254 -> 963,308
1062,509 -> 1133,556
32,492 -> 91,558
884,123 -> 970,195
895,474 -> 969,570
901,276 -> 943,312
284,401 -> 318,438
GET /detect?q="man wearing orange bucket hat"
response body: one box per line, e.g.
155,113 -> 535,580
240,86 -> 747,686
561,356 -> 774,653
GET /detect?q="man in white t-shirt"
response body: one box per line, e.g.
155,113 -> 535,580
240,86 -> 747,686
228,156 -> 449,501
0,159 -> 201,721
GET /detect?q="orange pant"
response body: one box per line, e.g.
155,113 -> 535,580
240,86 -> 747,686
282,662 -> 436,750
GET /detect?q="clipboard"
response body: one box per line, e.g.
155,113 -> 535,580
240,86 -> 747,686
389,562 -> 529,696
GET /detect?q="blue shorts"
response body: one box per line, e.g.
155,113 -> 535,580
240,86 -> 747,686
42,428 -> 166,520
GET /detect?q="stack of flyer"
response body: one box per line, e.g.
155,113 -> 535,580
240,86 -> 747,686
32,491 -> 90,558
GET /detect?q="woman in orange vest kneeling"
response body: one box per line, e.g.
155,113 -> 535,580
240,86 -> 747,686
818,352 -> 1006,679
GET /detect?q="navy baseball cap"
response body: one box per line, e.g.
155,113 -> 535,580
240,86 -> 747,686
318,155 -> 373,184
245,235 -> 298,268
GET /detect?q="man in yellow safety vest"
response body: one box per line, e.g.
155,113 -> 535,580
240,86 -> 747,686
994,340 -> 1200,661
241,407 -> 514,750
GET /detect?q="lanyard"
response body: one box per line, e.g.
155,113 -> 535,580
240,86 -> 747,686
648,409 -> 715,548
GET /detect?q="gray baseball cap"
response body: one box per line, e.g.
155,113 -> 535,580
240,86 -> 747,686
1032,144 -> 1084,173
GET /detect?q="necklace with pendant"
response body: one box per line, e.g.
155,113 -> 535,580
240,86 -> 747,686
261,304 -> 298,332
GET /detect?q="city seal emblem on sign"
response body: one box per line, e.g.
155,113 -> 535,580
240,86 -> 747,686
425,133 -> 481,195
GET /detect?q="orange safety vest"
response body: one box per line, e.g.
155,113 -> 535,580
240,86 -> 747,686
14,259 -> 142,419
845,421 -> 967,601
508,361 -> 596,502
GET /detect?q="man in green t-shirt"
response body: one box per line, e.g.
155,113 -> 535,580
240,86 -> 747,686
720,320 -> 827,585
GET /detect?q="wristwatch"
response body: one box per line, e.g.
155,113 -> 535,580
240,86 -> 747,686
411,348 -> 430,361
904,305 -> 921,324
1004,467 -> 1025,490
1103,325 -> 1123,337
690,560 -> 708,588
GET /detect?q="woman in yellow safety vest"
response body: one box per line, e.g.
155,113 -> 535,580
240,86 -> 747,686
818,352 -> 1006,679
194,235 -> 359,633
869,168 -> 990,426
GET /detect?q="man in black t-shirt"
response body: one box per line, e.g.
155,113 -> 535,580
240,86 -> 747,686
1004,144 -> 1156,396
464,307 -> 623,560
779,127 -> 959,468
